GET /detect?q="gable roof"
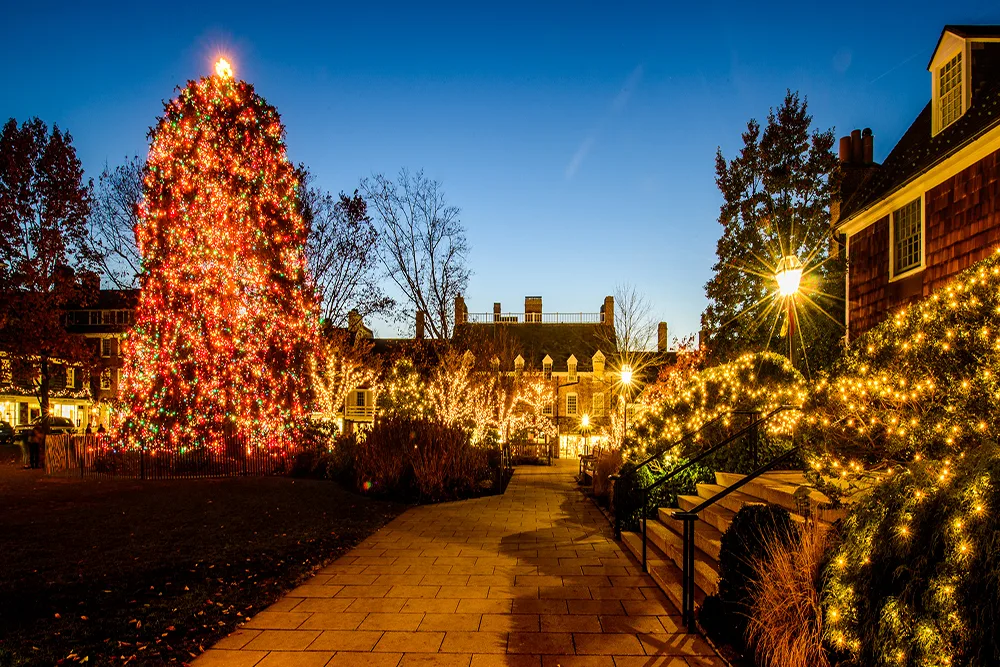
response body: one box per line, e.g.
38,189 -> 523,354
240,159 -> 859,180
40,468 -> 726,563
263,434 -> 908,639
837,77 -> 1000,225
928,25 -> 1000,68
453,322 -> 616,372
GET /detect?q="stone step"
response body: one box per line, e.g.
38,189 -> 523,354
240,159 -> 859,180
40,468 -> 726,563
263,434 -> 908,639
643,520 -> 719,594
677,494 -> 736,536
621,531 -> 706,614
658,508 -> 723,561
695,483 -> 767,516
715,472 -> 847,523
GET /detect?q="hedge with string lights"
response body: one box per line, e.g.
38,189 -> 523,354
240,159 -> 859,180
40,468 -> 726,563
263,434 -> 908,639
811,250 -> 1000,666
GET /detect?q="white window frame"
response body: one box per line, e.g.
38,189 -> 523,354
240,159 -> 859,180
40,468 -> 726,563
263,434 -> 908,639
66,367 -> 75,388
356,390 -> 366,408
566,392 -> 578,416
542,401 -> 553,416
933,50 -> 965,135
889,195 -> 926,281
101,338 -> 112,358
100,369 -> 112,390
567,355 -> 578,383
592,392 -> 605,418
542,357 -> 552,381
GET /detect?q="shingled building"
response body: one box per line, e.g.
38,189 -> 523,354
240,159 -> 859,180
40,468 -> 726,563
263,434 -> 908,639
833,25 -> 1000,339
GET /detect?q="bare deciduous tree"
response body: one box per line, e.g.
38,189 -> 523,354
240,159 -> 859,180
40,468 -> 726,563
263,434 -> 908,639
299,168 -> 394,326
90,155 -> 143,288
362,169 -> 470,339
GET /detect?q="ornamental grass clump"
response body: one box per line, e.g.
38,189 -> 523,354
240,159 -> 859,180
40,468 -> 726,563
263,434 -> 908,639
747,522 -> 830,667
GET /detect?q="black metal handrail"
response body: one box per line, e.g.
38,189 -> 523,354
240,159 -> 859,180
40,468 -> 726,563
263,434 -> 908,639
673,445 -> 801,632
636,405 -> 799,571
610,409 -> 755,537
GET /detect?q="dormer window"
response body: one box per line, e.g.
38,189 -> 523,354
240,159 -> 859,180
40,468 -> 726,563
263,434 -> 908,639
937,51 -> 963,131
592,350 -> 605,378
542,355 -> 552,381
567,355 -> 578,383
491,356 -> 500,373
514,355 -> 524,374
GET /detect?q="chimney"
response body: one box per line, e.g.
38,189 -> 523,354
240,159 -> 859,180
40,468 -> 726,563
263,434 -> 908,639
415,310 -> 425,340
850,129 -> 863,164
839,135 -> 852,163
348,309 -> 363,333
493,302 -> 501,322
862,128 -> 874,164
525,296 -> 542,323
657,322 -> 668,353
454,294 -> 466,326
602,296 -> 615,330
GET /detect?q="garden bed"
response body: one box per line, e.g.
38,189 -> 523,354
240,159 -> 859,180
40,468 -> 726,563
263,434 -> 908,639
0,445 -> 405,666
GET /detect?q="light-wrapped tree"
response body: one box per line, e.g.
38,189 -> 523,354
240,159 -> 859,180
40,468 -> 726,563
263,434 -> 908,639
120,59 -> 317,450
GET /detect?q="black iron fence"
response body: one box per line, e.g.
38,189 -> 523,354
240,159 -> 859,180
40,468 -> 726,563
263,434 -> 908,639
44,434 -> 295,480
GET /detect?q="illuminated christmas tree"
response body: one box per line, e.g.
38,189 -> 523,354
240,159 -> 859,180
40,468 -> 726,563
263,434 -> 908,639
121,58 -> 317,450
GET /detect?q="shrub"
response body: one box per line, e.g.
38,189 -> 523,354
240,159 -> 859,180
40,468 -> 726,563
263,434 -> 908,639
355,416 -> 415,495
355,415 -> 495,501
701,504 -> 797,653
592,448 -> 623,505
613,456 -> 714,532
747,522 -> 830,667
823,445 -> 1000,666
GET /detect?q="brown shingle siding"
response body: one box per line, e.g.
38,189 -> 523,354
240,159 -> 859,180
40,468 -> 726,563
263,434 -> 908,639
849,216 -> 890,339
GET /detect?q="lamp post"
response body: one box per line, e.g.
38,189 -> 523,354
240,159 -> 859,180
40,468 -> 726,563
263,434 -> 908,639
775,255 -> 803,368
581,413 -> 591,455
620,365 -> 633,448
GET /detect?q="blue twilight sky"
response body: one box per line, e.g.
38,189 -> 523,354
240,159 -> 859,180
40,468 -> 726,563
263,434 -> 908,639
2,1 -> 997,338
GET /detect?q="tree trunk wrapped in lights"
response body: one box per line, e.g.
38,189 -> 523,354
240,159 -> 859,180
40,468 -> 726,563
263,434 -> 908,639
120,59 -> 318,450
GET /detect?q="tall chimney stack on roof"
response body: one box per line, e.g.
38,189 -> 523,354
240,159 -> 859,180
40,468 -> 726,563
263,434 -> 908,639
602,296 -> 615,330
657,322 -> 668,353
454,294 -> 467,326
525,296 -> 542,323
415,310 -> 425,340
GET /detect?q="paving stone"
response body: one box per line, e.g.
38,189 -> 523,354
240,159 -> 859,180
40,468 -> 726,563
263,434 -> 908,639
196,463 -> 721,665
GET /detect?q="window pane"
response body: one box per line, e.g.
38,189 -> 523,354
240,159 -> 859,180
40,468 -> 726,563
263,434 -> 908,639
893,199 -> 922,275
939,52 -> 963,129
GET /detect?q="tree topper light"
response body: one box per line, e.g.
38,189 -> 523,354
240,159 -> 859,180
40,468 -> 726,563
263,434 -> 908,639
215,58 -> 234,79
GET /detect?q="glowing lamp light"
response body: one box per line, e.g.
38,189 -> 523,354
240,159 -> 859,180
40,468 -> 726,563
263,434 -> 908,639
215,58 -> 234,79
581,414 -> 590,428
621,365 -> 634,386
775,255 -> 803,297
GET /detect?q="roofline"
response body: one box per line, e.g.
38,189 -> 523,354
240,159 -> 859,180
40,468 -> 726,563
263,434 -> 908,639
927,25 -> 1000,69
836,119 -> 1000,236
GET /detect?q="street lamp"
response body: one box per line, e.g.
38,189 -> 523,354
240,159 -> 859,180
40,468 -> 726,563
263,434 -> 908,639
581,413 -> 591,455
620,365 -> 633,447
775,255 -> 803,367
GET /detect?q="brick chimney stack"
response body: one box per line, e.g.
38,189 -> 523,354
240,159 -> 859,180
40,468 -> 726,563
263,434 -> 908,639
348,309 -> 363,333
657,322 -> 668,352
525,296 -> 542,323
833,127 -> 878,235
415,310 -> 425,339
602,296 -> 615,330
493,302 -> 502,322
454,294 -> 467,326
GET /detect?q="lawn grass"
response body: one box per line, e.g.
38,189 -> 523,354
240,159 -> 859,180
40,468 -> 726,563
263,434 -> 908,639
0,445 -> 406,666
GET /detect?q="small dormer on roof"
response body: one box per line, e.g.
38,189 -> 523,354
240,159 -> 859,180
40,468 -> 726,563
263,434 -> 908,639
592,349 -> 606,378
514,354 -> 525,372
567,354 -> 578,382
928,25 -> 1000,136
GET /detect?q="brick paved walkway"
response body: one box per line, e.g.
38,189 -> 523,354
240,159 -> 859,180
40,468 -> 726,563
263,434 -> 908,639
195,460 -> 722,667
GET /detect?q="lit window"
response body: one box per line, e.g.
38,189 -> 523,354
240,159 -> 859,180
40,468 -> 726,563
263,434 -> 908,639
100,369 -> 111,390
101,338 -> 113,358
514,355 -> 524,374
893,198 -> 922,276
566,393 -> 578,416
542,402 -> 553,416
938,52 -> 963,130
567,356 -> 578,383
66,367 -> 75,388
543,361 -> 552,381
593,393 -> 605,417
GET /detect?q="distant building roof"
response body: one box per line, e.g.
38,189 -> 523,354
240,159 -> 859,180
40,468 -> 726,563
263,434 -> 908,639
453,322 -> 615,372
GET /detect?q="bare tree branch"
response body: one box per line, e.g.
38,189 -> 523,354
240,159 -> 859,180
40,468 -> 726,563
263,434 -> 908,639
90,156 -> 143,289
361,169 -> 470,338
